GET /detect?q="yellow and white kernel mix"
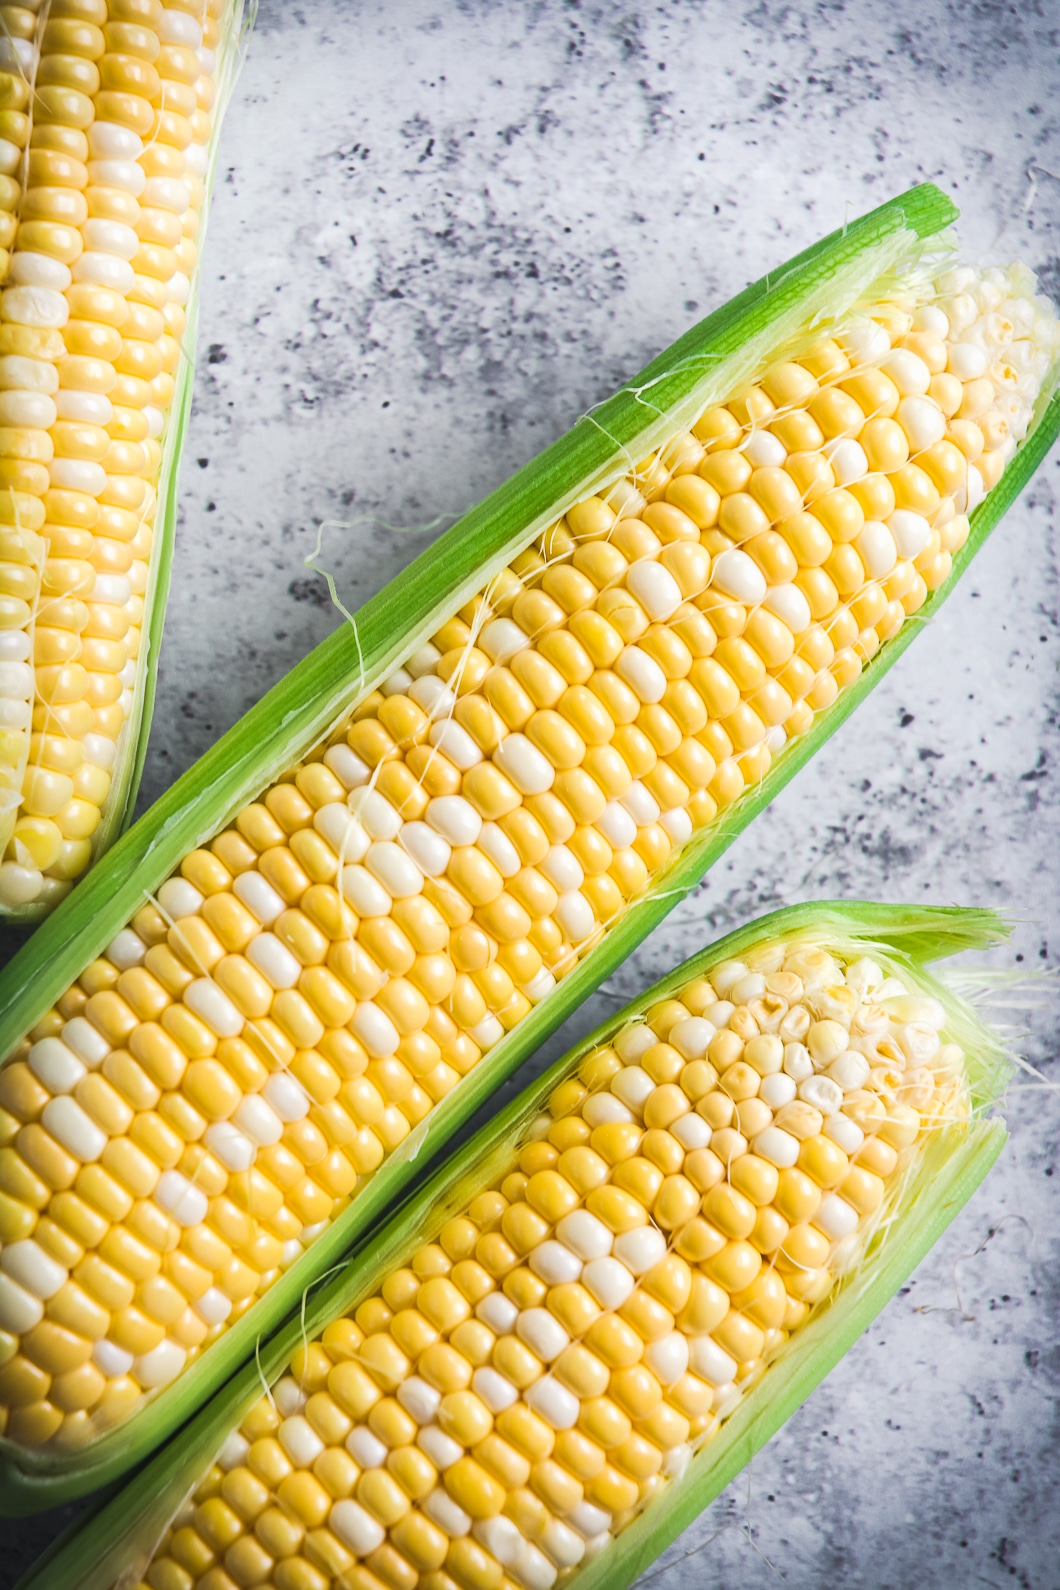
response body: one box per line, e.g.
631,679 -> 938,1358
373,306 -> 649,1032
0,0 -> 231,909
132,939 -> 965,1590
0,260 -> 1053,1452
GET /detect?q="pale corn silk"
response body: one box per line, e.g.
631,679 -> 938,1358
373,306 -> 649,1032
0,0 -> 231,910
134,937 -> 969,1590
0,259 -> 1056,1455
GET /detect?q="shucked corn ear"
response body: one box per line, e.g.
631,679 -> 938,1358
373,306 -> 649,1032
10,903 -> 1011,1587
0,185 -> 1056,1504
0,0 -> 248,919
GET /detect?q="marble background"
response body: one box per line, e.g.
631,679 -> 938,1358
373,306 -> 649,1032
7,1 -> 1060,1585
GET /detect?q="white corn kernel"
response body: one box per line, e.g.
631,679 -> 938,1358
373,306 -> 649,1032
581,1093 -> 633,1128
517,1308 -> 570,1362
323,744 -> 371,789
611,1065 -> 655,1111
613,1024 -> 656,1063
612,1225 -> 666,1275
218,1432 -> 250,1472
184,980 -> 244,1038
528,1240 -> 582,1285
41,1096 -> 107,1162
366,839 -> 424,898
615,645 -> 667,704
626,561 -> 682,621
232,871 -> 285,924
246,933 -> 302,990
813,1192 -> 860,1240
105,928 -> 146,971
688,1336 -> 738,1386
347,1425 -> 388,1468
424,1487 -> 472,1536
760,1072 -> 797,1110
798,1075 -> 843,1115
480,618 -> 530,663
525,1375 -> 579,1430
582,1256 -> 635,1309
61,1018 -> 110,1068
644,1331 -> 689,1385
400,821 -> 451,876
331,1499 -> 385,1555
154,1170 -> 209,1227
711,549 -> 766,605
134,1340 -> 186,1389
473,1366 -> 520,1413
596,801 -> 637,848
494,734 -> 555,794
263,1072 -> 310,1123
352,1002 -> 401,1058
824,1112 -> 864,1154
0,1240 -> 67,1300
314,803 -> 370,863
341,864 -> 392,918
417,1424 -> 464,1469
92,1340 -> 134,1376
477,1292 -> 518,1333
194,1288 -> 233,1326
426,795 -> 482,846
28,1038 -> 86,1094
234,1093 -> 284,1147
672,1113 -> 712,1150
0,1274 -> 43,1335
827,1051 -> 871,1091
670,1017 -> 715,1058
348,787 -> 403,840
753,1125 -> 800,1169
429,720 -> 483,771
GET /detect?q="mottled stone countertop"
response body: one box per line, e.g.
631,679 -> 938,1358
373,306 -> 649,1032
6,2 -> 1060,1586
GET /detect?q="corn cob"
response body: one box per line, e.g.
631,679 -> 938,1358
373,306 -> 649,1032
20,904 -> 1007,1590
0,0 -> 244,915
0,188 -> 1055,1495
146,941 -> 962,1590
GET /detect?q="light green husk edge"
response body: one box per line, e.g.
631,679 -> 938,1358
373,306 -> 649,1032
10,900 -> 1012,1584
1,0 -> 256,925
0,183 -> 1052,1507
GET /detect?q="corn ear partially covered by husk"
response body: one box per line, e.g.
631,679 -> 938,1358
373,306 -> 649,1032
9,901 -> 1012,1587
0,184 -> 1055,1504
0,0 -> 252,921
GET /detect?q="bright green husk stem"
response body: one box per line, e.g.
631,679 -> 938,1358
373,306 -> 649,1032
1,185 -> 1050,1506
1,0 -> 255,926
9,901 -> 1010,1581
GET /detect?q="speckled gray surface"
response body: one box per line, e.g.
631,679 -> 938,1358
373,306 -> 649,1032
6,1 -> 1060,1586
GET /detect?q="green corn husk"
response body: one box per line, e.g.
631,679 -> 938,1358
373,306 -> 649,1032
9,900 -> 1012,1583
1,0 -> 255,926
0,183 -> 1052,1508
